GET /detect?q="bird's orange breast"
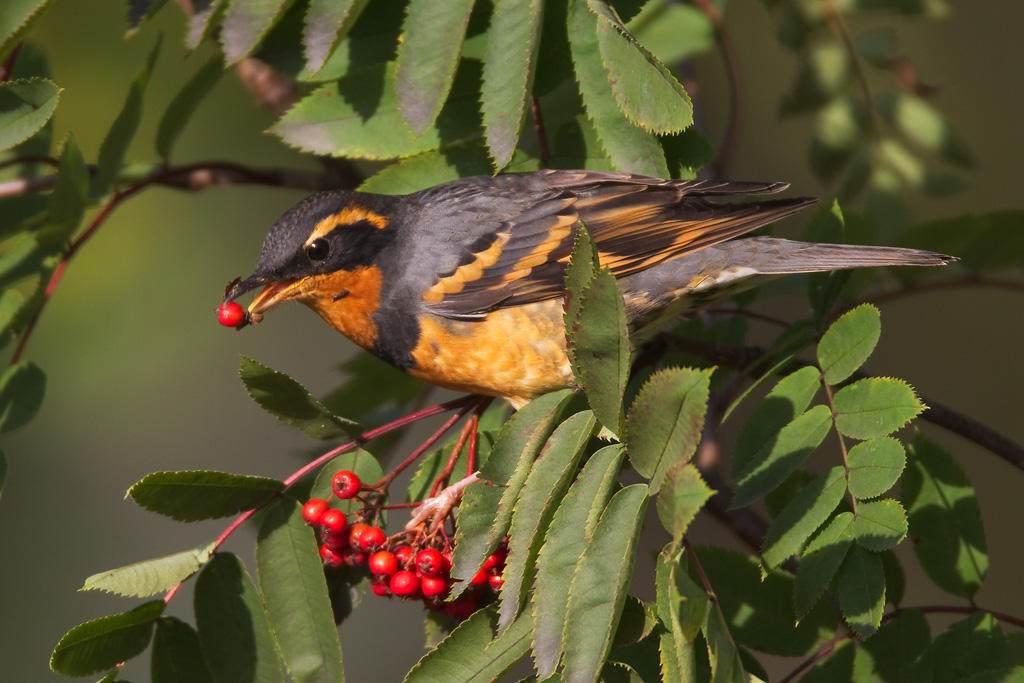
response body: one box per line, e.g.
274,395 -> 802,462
408,299 -> 574,408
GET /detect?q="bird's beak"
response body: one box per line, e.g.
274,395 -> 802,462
222,274 -> 302,326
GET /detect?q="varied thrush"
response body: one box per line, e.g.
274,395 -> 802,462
223,170 -> 952,407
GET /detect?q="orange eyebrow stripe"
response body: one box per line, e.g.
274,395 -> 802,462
304,204 -> 390,246
422,233 -> 510,303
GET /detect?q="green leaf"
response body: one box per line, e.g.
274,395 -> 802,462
127,470 -> 283,522
220,0 -> 293,63
127,0 -> 169,32
481,0 -> 543,168
898,210 -> 1023,271
703,604 -> 750,683
762,466 -> 846,567
46,133 -> 89,240
876,92 -> 972,167
156,54 -> 223,161
817,304 -> 881,385
358,143 -> 499,195
309,449 -> 382,515
0,78 -> 60,153
563,221 -> 599,352
625,367 -> 711,493
656,463 -> 714,548
533,444 -> 623,677
82,542 -> 216,598
195,553 -> 283,683
569,267 -> 632,434
257,497 -> 344,683
0,288 -> 25,337
833,377 -> 924,440
404,606 -> 533,682
394,0 -> 474,134
0,449 -> 5,499
836,545 -> 885,639
629,3 -> 712,65
730,366 -> 821,480
271,60 -> 482,159
240,356 -> 360,440
794,512 -> 854,619
563,485 -> 649,683
94,38 -> 161,195
903,434 -> 988,597
697,546 -> 836,657
853,498 -> 908,551
566,0 -> 668,176
451,389 -> 573,598
780,42 -> 850,116
152,617 -> 215,683
50,601 -> 165,676
0,360 -> 45,432
655,547 -> 703,682
500,411 -> 596,629
846,437 -> 905,500
731,404 -> 833,509
0,0 -> 53,57
302,0 -> 368,75
859,608 -> 931,682
187,0 -> 226,50
589,0 -> 693,134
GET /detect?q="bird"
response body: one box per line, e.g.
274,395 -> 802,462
222,169 -> 953,408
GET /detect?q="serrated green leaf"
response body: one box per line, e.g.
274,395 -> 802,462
876,92 -> 972,167
358,143 -> 498,195
661,127 -> 715,180
220,0 -> 293,63
0,360 -> 45,432
481,0 -> 544,168
625,367 -> 711,493
309,449 -> 382,515
187,0 -> 226,50
0,287 -> 25,338
589,0 -> 692,134
240,355 -> 360,440
833,377 -> 924,440
563,484 -> 649,683
152,617 -> 214,683
846,437 -> 905,500
817,304 -> 881,385
859,608 -> 931,682
903,434 -> 988,597
50,601 -> 165,676
0,0 -> 53,57
302,0 -> 368,75
703,603 -> 749,683
762,466 -> 846,567
257,497 -> 344,683
781,42 -> 850,116
94,39 -> 161,195
533,444 -> 623,677
566,0 -> 668,176
563,221 -> 599,353
500,411 -> 596,629
656,463 -> 714,548
698,546 -> 836,657
794,512 -> 854,619
127,470 -> 283,522
46,133 -> 88,242
0,77 -> 60,153
156,54 -> 222,161
629,3 -> 711,65
405,605 -> 533,682
880,549 -> 905,606
730,366 -> 821,481
731,404 -> 833,509
195,553 -> 283,683
82,542 -> 215,598
837,545 -> 885,639
394,0 -> 474,134
451,390 -> 573,598
655,546 -> 704,682
271,60 -> 482,159
570,267 -> 632,435
127,0 -> 169,31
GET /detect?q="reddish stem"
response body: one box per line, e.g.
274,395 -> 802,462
0,43 -> 22,82
466,416 -> 479,476
530,95 -> 551,166
430,413 -> 477,497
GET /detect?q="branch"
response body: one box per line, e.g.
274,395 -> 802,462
818,0 -> 882,137
851,276 -> 1024,311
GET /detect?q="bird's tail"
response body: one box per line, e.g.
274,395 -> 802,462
740,237 -> 956,274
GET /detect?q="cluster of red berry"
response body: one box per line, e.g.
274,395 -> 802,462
301,469 -> 507,619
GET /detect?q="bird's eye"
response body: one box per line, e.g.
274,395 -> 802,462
306,238 -> 330,262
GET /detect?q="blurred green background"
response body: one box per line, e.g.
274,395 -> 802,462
2,2 -> 1021,681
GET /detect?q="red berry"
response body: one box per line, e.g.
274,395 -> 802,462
349,523 -> 370,550
332,470 -> 362,499
302,498 -> 329,526
370,576 -> 391,597
320,544 -> 344,568
394,545 -> 415,566
368,551 -> 400,576
216,301 -> 245,327
342,549 -> 367,567
470,567 -> 489,585
389,570 -> 420,597
320,509 -> 348,536
482,548 -> 507,571
444,596 -> 478,620
359,525 -> 387,552
488,573 -> 505,591
420,575 -> 450,598
416,548 -> 447,577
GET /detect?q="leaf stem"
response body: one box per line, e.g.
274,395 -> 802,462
530,95 -> 551,166
820,371 -> 856,514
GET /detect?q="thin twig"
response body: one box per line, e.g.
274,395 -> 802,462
819,0 -> 881,136
530,95 -> 551,166
692,0 -> 741,177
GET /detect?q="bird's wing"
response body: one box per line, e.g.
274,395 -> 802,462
418,170 -> 814,319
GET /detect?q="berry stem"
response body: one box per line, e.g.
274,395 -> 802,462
430,413 -> 477,497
